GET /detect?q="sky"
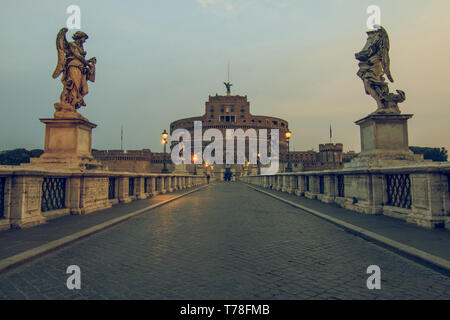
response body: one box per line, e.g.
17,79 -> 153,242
0,0 -> 449,153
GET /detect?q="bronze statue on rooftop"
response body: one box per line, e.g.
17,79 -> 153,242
355,26 -> 405,114
224,82 -> 232,95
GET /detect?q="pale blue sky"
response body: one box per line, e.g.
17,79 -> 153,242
0,0 -> 449,152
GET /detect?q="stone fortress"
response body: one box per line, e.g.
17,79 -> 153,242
169,90 -> 290,178
93,86 -> 356,179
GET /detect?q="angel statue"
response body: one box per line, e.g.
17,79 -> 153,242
355,26 -> 405,114
224,82 -> 232,95
52,27 -> 96,118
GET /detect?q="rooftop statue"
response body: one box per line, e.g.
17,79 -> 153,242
52,28 -> 96,118
224,82 -> 232,95
355,26 -> 405,114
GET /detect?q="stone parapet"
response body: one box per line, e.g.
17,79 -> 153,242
240,162 -> 450,230
0,167 -> 205,231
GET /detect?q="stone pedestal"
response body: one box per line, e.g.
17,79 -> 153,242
29,118 -> 102,170
346,113 -> 422,168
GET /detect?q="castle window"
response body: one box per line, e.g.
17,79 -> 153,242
231,116 -> 235,122
210,108 -> 214,112
220,116 -> 225,122
226,116 -> 230,122
281,123 -> 285,127
258,120 -> 262,123
241,108 -> 245,112
241,115 -> 244,118
272,121 -> 278,125
210,114 -> 214,118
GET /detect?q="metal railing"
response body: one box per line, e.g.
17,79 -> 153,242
0,178 -> 5,218
108,177 -> 116,200
129,178 -> 135,196
385,174 -> 411,209
447,174 -> 450,197
319,176 -> 324,194
337,175 -> 345,197
41,177 -> 66,212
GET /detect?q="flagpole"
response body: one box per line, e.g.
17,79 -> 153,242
330,124 -> 332,144
121,125 -> 123,150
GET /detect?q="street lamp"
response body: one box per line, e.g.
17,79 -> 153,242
257,153 -> 261,175
161,129 -> 169,173
192,154 -> 198,175
285,130 -> 292,172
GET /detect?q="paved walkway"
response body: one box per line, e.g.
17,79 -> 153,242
246,183 -> 450,262
0,182 -> 448,299
0,187 -> 200,260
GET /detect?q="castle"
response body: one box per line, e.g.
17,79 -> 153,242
93,86 -> 356,176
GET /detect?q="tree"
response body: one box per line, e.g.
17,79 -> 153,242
0,149 -> 43,165
409,146 -> 448,162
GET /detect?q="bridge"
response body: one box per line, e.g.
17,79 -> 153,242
0,170 -> 449,299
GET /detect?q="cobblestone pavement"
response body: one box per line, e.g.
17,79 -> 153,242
0,188 -> 199,260
0,182 -> 449,300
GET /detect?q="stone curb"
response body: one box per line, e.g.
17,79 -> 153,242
0,185 -> 208,275
246,184 -> 450,276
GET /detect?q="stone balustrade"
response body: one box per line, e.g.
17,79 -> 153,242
240,163 -> 450,230
0,168 -> 208,231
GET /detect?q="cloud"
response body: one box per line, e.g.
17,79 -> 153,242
224,2 -> 233,12
196,0 -> 219,7
196,0 -> 233,12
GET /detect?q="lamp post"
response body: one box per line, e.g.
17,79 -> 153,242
285,130 -> 292,172
161,129 -> 169,173
192,154 -> 198,175
257,153 -> 261,175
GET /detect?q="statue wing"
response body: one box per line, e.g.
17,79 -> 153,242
52,28 -> 69,79
379,26 -> 394,82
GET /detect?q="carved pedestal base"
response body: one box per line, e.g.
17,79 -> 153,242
345,113 -> 423,168
28,118 -> 102,170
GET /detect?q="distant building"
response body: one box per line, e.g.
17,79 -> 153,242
93,86 -> 355,176
286,143 -> 352,171
343,150 -> 358,163
92,149 -> 172,173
